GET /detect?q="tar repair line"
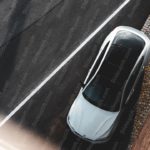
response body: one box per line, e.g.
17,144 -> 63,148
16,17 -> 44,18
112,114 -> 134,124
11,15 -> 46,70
0,0 -> 131,127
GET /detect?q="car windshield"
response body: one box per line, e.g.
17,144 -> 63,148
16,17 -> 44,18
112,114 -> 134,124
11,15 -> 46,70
83,43 -> 143,112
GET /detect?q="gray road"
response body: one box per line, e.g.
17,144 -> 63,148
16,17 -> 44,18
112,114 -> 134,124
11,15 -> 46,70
0,0 -> 150,149
0,0 -> 62,47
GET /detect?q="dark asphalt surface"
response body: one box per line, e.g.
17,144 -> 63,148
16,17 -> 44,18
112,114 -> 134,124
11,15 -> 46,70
0,0 -> 150,149
0,0 -> 62,47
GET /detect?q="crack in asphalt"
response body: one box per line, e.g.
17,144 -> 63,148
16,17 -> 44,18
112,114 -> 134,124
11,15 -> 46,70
0,0 -> 65,49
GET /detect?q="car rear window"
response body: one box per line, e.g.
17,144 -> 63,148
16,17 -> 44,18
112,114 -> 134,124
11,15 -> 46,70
83,42 -> 144,112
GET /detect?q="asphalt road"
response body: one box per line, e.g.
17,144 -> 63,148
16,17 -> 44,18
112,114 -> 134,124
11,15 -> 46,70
0,0 -> 150,149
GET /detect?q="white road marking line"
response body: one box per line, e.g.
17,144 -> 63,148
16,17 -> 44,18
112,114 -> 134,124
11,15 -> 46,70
0,0 -> 131,127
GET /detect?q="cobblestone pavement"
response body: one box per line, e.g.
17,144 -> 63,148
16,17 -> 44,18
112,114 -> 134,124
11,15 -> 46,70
130,15 -> 150,150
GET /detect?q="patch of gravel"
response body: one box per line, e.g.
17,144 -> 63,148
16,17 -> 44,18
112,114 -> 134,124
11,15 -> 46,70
141,15 -> 150,38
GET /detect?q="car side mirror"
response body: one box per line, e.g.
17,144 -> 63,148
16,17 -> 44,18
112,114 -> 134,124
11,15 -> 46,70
80,81 -> 85,88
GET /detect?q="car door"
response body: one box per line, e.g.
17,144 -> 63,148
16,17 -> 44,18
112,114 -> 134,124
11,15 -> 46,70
120,56 -> 144,107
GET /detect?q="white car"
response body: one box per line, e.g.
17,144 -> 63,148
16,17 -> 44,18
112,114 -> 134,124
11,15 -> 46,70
67,26 -> 150,143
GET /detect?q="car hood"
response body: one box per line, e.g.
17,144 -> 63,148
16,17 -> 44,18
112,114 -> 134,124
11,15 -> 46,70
67,92 -> 119,141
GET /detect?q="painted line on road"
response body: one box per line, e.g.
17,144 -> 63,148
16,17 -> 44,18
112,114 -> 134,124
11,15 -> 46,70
0,0 -> 131,127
